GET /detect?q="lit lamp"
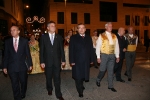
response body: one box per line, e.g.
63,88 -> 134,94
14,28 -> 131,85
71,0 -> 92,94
26,5 -> 29,8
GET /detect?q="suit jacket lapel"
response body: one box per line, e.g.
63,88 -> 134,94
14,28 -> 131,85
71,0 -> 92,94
17,37 -> 22,53
11,38 -> 16,53
53,34 -> 58,46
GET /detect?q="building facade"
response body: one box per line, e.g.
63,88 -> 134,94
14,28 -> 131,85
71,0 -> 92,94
0,0 -> 24,36
43,0 -> 150,41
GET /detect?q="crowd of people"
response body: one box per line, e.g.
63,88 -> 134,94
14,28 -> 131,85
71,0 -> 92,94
0,21 -> 150,100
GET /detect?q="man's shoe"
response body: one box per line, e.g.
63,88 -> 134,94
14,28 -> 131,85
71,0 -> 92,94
83,86 -> 85,90
79,94 -> 83,98
48,91 -> 52,95
117,79 -> 125,83
57,96 -> 64,100
21,95 -> 26,99
94,66 -> 98,69
128,78 -> 132,81
108,88 -> 117,92
96,81 -> 100,87
124,73 -> 128,76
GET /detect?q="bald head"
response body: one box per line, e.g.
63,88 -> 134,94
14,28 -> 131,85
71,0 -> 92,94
128,26 -> 134,34
118,27 -> 125,36
10,26 -> 20,38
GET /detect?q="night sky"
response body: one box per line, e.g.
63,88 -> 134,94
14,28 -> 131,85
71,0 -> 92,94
29,0 -> 45,17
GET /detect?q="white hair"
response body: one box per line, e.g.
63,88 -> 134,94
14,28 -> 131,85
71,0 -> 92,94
105,22 -> 112,27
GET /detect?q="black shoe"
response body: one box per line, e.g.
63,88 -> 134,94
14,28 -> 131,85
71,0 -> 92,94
79,94 -> 83,98
108,88 -> 117,92
124,73 -> 128,76
21,96 -> 26,99
83,86 -> 85,90
96,81 -> 100,87
128,78 -> 132,81
94,66 -> 98,69
117,79 -> 125,83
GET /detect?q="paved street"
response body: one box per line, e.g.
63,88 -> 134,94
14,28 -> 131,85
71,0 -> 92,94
0,44 -> 150,100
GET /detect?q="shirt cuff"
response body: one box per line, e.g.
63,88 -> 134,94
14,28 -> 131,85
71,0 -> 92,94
115,55 -> 119,58
97,56 -> 100,59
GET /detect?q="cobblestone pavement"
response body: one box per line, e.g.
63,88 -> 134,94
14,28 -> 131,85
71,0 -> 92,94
0,45 -> 150,100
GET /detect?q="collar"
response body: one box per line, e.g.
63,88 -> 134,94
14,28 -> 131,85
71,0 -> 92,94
79,34 -> 85,37
106,31 -> 111,35
49,32 -> 55,35
13,36 -> 19,40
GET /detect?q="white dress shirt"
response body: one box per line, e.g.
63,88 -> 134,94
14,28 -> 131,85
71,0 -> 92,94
79,34 -> 85,37
49,33 -> 55,43
96,31 -> 119,58
13,36 -> 19,48
128,34 -> 138,46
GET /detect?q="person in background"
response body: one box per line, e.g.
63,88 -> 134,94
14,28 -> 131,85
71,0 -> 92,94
3,25 -> 32,100
69,23 -> 94,98
124,26 -> 138,81
29,34 -> 44,74
96,22 -> 119,92
62,30 -> 73,70
91,30 -> 98,68
40,21 -> 65,100
114,27 -> 127,83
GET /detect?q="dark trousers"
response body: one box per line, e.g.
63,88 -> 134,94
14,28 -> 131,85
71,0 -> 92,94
97,54 -> 115,88
9,71 -> 28,100
114,58 -> 124,80
125,51 -> 136,78
45,66 -> 62,98
93,48 -> 98,67
75,79 -> 84,94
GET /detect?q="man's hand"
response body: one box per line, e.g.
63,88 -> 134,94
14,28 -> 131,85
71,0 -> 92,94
3,68 -> 7,74
123,48 -> 127,52
41,63 -> 45,68
97,58 -> 101,63
29,66 -> 32,71
116,58 -> 120,63
90,62 -> 93,64
61,62 -> 65,66
71,63 -> 75,66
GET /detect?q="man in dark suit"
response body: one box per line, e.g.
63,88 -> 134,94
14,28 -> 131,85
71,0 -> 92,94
3,25 -> 33,100
40,21 -> 65,100
114,27 -> 127,82
69,23 -> 94,98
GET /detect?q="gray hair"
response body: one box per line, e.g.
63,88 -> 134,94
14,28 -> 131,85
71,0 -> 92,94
105,22 -> 112,27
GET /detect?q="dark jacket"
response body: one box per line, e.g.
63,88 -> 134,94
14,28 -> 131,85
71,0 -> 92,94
116,33 -> 127,59
3,37 -> 33,73
40,33 -> 65,68
69,33 -> 94,81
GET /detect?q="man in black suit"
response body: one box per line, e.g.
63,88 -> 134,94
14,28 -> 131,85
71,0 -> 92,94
69,23 -> 94,98
114,27 -> 127,82
40,21 -> 65,100
3,25 -> 33,100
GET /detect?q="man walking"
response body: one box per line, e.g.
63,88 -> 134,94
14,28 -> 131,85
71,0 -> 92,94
3,25 -> 33,100
69,23 -> 94,98
40,21 -> 65,100
96,22 -> 119,92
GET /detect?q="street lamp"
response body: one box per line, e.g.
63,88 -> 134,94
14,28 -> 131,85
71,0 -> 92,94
26,5 -> 29,8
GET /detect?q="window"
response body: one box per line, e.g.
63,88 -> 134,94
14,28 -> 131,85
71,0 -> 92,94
57,29 -> 64,39
71,13 -> 77,24
100,1 -> 117,22
0,0 -> 4,7
57,12 -> 64,24
84,13 -> 90,24
125,15 -> 130,25
135,16 -> 140,26
85,29 -> 90,36
144,16 -> 149,26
